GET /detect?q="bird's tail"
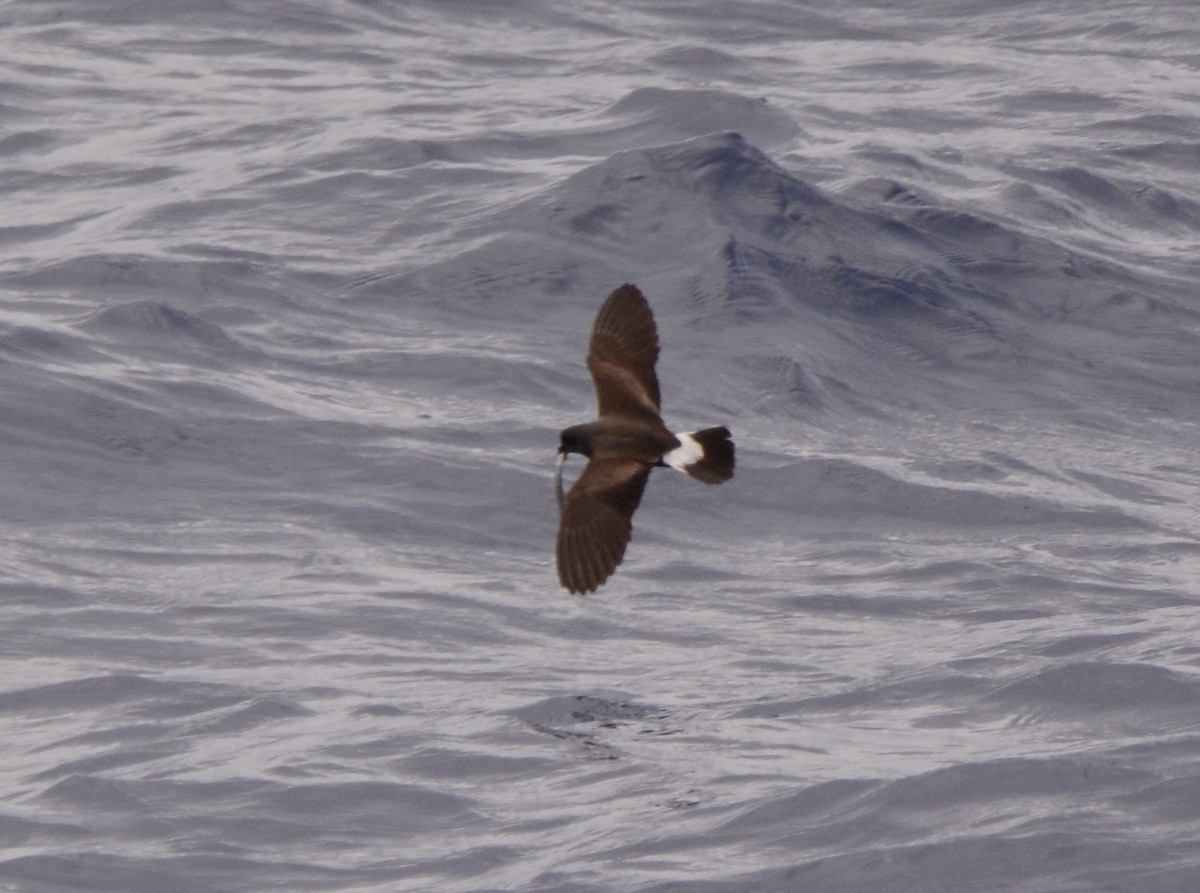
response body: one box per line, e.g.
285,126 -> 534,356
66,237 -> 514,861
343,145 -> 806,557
663,426 -> 735,484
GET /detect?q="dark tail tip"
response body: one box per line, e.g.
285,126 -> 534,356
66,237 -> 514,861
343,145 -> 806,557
685,426 -> 735,484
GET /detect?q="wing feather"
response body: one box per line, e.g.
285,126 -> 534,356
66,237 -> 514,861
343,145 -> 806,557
556,457 -> 652,594
587,284 -> 662,420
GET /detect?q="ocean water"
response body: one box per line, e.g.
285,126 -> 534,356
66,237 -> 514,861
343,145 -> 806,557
3,1 -> 1200,890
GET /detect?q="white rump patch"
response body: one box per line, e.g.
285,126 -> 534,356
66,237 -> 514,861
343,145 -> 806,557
663,431 -> 705,473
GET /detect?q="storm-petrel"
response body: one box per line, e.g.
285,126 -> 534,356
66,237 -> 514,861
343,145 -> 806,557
555,284 -> 735,594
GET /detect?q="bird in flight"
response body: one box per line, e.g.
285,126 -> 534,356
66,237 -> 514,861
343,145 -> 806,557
555,284 -> 735,593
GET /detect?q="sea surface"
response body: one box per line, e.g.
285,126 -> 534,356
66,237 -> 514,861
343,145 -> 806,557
3,2 -> 1200,891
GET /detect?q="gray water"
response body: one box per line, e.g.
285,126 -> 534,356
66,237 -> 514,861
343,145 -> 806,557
3,2 -> 1200,891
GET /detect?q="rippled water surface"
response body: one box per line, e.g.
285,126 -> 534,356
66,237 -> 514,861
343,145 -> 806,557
3,2 -> 1200,891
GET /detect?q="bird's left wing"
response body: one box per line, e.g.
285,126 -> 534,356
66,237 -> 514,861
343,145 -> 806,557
556,456 -> 652,593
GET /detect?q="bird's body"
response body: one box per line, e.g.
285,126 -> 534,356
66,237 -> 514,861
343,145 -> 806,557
555,284 -> 734,594
559,418 -> 679,464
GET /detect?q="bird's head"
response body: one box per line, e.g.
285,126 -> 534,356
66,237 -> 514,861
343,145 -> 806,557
557,424 -> 592,458
556,424 -> 594,513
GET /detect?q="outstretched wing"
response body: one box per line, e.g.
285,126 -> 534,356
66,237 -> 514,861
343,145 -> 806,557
587,284 -> 662,420
556,456 -> 652,594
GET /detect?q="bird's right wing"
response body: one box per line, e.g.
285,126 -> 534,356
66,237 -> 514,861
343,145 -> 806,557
556,456 -> 652,594
587,284 -> 662,420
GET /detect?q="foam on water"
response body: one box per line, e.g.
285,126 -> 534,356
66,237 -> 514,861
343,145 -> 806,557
3,1 -> 1200,891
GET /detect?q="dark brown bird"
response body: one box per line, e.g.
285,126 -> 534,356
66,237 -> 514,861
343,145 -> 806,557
555,284 -> 735,594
